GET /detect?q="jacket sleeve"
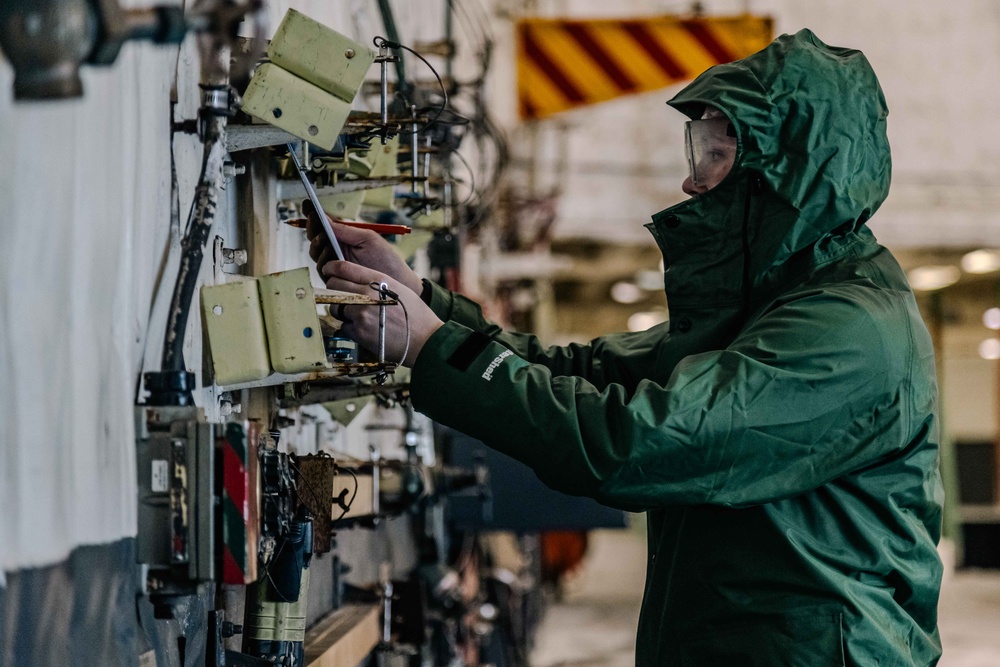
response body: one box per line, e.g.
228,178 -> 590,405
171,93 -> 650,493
411,288 -> 916,510
423,279 -> 668,391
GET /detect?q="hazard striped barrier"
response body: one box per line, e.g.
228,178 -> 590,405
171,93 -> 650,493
517,14 -> 773,119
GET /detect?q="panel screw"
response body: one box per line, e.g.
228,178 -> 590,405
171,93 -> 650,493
272,107 -> 283,118
222,162 -> 246,180
308,125 -> 319,136
345,49 -> 356,59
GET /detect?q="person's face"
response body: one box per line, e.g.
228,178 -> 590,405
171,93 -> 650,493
681,107 -> 737,196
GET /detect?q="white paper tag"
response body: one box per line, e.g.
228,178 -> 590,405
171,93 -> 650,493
151,460 -> 169,493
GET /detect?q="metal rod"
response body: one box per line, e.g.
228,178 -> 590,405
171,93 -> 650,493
286,142 -> 345,262
379,45 -> 389,142
423,134 -> 432,215
410,106 -> 419,194
382,579 -> 393,644
378,282 -> 388,363
443,178 -> 452,228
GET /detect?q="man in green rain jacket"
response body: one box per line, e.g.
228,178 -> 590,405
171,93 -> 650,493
316,29 -> 943,666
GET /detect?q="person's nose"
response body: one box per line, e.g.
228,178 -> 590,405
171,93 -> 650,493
682,175 -> 706,197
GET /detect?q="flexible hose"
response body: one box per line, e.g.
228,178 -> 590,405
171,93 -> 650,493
161,116 -> 227,372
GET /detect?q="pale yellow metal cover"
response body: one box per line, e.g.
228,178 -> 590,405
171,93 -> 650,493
257,267 -> 329,374
362,136 -> 399,210
241,9 -> 376,148
318,190 -> 365,220
241,63 -> 352,151
201,279 -> 272,386
268,8 -> 376,103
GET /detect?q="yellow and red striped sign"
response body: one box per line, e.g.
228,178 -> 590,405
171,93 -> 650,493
517,14 -> 773,120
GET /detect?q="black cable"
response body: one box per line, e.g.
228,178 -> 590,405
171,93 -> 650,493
425,107 -> 471,126
261,538 -> 293,603
332,466 -> 359,524
161,136 -> 223,373
451,149 -> 479,207
374,36 -> 449,133
451,0 -> 493,50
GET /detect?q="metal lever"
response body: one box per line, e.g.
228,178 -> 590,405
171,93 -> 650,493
286,142 -> 346,262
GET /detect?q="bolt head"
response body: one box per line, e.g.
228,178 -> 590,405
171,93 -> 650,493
345,49 -> 356,59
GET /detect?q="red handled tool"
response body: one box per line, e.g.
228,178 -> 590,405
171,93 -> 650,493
284,217 -> 412,235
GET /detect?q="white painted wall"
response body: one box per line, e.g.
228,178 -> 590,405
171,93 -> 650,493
0,44 -> 177,576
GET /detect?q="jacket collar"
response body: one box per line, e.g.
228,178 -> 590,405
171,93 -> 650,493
646,172 -> 752,310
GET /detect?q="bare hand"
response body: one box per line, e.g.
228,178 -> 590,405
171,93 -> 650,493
323,261 -> 443,368
304,200 -> 423,295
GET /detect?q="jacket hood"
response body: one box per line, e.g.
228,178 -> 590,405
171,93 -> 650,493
648,29 -> 891,309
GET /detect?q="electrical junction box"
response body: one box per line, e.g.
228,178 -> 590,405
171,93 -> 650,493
241,8 -> 376,149
135,407 -> 215,585
257,267 -> 329,374
201,278 -> 271,386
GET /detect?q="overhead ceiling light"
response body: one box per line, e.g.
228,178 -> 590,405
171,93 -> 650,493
611,281 -> 644,304
961,249 -> 1000,274
627,310 -> 668,332
908,265 -> 960,291
985,308 -> 1000,331
979,338 -> 1000,361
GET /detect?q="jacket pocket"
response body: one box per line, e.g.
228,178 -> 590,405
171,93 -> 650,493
675,612 -> 845,667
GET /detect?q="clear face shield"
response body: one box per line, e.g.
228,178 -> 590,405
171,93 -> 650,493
684,116 -> 738,190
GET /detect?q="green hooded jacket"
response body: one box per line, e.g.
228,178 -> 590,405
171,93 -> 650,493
411,29 -> 942,666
